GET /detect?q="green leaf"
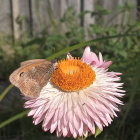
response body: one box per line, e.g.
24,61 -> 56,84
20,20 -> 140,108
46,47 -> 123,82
95,127 -> 102,137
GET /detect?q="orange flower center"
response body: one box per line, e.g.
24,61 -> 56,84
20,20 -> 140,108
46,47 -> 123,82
51,59 -> 96,91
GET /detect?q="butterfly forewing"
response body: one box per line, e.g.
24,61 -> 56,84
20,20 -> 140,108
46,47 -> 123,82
9,59 -> 54,98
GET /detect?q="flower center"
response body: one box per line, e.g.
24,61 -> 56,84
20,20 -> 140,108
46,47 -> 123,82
51,59 -> 96,91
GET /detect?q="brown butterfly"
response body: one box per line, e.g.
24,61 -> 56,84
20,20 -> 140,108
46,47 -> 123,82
9,59 -> 54,98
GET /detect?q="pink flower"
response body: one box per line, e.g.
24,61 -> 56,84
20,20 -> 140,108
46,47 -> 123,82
82,46 -> 112,69
24,46 -> 125,138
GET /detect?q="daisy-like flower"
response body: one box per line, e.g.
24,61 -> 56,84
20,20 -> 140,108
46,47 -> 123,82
24,46 -> 125,138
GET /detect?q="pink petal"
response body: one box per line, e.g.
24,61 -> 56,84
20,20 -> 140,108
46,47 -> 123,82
101,61 -> 112,68
82,46 -> 92,63
82,46 -> 113,69
99,52 -> 103,64
67,53 -> 73,59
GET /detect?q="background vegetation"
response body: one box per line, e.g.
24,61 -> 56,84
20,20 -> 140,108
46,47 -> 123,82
0,2 -> 140,140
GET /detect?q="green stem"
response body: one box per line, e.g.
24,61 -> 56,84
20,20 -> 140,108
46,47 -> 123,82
0,84 -> 14,101
46,33 -> 139,60
0,110 -> 29,128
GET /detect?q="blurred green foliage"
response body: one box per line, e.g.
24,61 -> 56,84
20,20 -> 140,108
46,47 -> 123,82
0,3 -> 140,140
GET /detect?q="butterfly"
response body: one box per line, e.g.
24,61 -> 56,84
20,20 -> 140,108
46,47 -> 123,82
9,59 -> 55,98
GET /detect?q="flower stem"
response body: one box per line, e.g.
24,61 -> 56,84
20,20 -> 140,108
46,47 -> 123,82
46,33 -> 139,60
0,84 -> 14,101
0,110 -> 29,128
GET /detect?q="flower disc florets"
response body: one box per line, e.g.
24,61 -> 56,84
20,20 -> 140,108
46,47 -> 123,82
51,58 -> 96,91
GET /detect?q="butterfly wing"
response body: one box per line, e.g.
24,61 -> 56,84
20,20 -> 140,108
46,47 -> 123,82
9,59 -> 54,98
20,59 -> 46,66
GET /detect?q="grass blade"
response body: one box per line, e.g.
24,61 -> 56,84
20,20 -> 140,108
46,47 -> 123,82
0,110 -> 29,128
47,33 -> 139,60
0,84 -> 14,101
